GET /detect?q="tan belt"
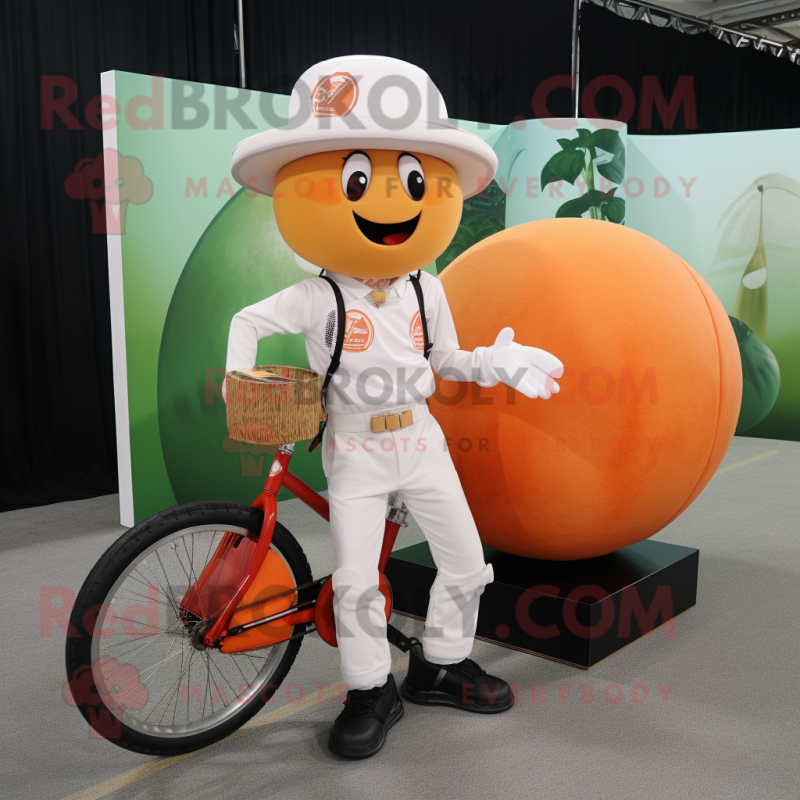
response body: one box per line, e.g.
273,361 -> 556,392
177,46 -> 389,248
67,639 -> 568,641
370,408 -> 414,433
326,402 -> 429,434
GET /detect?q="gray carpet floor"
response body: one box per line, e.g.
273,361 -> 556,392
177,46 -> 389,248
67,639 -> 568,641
1,435 -> 798,800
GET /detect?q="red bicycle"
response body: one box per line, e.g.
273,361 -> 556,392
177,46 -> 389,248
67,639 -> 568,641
65,442 -> 411,755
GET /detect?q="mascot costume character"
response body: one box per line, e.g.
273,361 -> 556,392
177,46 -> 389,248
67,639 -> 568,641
224,55 -> 564,758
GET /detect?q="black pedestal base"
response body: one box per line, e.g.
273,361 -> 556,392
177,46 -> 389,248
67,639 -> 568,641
385,539 -> 698,669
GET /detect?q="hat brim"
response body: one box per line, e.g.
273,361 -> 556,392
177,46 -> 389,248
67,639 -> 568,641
231,119 -> 498,199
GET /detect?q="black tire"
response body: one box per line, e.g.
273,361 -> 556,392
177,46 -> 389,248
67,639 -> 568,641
64,501 -> 313,756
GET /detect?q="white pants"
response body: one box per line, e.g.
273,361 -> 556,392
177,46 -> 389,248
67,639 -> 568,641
321,409 -> 493,690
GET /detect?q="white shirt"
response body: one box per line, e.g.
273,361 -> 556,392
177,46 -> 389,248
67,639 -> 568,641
226,270 -> 498,415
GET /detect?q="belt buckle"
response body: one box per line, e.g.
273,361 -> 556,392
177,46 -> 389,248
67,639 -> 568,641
370,409 -> 414,433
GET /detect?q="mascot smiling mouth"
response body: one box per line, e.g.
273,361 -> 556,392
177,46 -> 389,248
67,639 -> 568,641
353,212 -> 420,246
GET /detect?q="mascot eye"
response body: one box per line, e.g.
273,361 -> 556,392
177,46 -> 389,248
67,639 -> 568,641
398,154 -> 425,201
342,151 -> 371,201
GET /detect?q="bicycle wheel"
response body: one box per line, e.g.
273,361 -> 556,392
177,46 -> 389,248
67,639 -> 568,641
65,501 -> 313,755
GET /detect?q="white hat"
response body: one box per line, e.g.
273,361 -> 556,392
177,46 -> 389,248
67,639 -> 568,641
231,55 -> 497,199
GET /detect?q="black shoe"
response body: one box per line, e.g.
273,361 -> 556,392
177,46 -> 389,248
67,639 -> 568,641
328,674 -> 404,759
400,645 -> 513,714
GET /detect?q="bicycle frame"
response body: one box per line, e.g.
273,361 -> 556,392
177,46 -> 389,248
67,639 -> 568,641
197,442 -> 405,649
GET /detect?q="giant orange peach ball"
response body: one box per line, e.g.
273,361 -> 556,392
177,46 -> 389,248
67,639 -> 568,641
430,218 -> 742,560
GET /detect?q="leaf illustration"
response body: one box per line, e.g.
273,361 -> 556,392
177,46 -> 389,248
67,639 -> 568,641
555,195 -> 593,218
557,190 -> 625,223
541,149 -> 586,187
584,128 -> 624,155
601,196 -> 626,223
597,154 -> 625,185
586,188 -> 616,203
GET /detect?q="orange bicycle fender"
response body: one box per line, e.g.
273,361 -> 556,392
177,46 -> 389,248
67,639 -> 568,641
220,549 -> 298,653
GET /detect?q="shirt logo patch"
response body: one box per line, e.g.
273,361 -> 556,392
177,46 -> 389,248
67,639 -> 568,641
312,72 -> 359,118
409,310 -> 425,351
343,310 -> 374,352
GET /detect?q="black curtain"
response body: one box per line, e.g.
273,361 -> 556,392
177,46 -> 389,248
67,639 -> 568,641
242,0 -> 576,124
579,2 -> 800,134
4,0 -> 800,513
0,0 -> 239,512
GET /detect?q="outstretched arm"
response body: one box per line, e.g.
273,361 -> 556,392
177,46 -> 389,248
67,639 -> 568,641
426,276 -> 563,399
426,279 -> 496,387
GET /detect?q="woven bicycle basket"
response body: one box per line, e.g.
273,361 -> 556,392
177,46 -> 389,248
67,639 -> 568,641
226,365 -> 323,445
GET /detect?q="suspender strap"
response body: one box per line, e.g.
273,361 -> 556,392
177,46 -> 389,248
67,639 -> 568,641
409,270 -> 433,360
318,274 -> 345,393
309,273 -> 345,452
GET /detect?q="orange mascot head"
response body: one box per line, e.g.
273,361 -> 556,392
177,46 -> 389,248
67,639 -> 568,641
231,55 -> 497,279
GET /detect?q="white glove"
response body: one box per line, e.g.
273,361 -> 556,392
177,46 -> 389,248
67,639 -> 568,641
486,327 -> 564,399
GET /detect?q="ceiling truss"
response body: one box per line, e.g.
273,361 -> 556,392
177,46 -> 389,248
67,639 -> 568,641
586,0 -> 800,63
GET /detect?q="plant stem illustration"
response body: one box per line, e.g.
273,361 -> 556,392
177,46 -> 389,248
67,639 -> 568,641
734,185 -> 768,341
540,128 -> 626,224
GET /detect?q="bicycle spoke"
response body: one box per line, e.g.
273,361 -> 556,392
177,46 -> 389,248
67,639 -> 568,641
135,649 -> 194,724
123,568 -> 169,597
152,550 -> 183,616
163,645 -> 190,727
101,622 -> 184,647
114,583 -> 175,610
206,655 -> 239,707
112,641 -> 192,690
138,646 -> 196,725
169,539 -> 194,592
229,651 -> 269,660
100,617 -> 185,674
232,652 -> 269,682
128,564 -> 174,601
202,653 -> 211,718
229,651 -> 250,686
137,624 -> 180,696
187,648 -> 195,726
